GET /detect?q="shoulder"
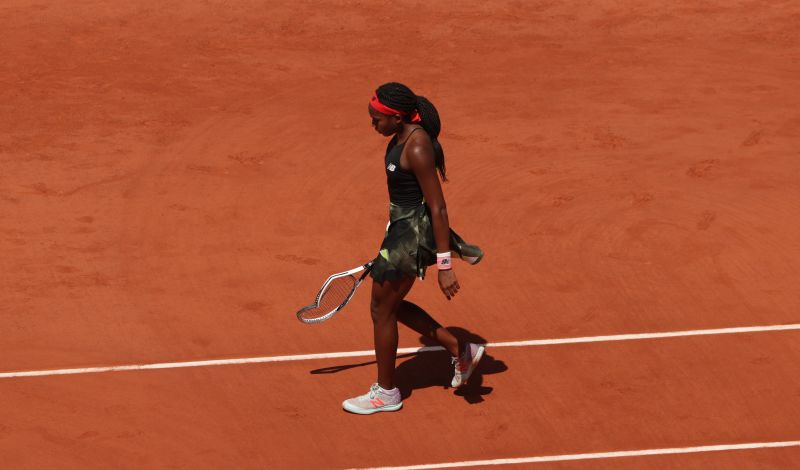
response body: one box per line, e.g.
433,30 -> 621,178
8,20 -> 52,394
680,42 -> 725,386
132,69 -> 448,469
405,130 -> 435,169
406,129 -> 433,157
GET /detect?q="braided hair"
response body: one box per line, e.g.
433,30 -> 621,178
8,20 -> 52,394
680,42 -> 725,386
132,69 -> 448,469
375,82 -> 447,181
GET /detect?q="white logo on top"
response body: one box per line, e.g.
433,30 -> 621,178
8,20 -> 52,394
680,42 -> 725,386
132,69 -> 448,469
387,163 -> 396,172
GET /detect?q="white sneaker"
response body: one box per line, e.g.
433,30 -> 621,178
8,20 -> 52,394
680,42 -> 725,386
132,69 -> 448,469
451,343 -> 485,387
342,383 -> 403,415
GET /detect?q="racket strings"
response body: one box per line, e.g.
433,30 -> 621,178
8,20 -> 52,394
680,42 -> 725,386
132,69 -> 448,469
300,274 -> 357,321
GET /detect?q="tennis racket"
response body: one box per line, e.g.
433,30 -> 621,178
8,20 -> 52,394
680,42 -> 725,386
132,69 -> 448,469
296,261 -> 374,324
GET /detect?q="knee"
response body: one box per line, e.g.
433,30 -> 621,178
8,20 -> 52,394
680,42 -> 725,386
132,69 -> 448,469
370,297 -> 394,324
370,298 -> 382,324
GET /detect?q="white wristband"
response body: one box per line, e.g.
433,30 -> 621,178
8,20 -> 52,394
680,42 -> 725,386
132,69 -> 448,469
436,252 -> 452,270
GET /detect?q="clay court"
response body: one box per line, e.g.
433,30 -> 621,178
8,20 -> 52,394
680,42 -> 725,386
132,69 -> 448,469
2,0 -> 799,468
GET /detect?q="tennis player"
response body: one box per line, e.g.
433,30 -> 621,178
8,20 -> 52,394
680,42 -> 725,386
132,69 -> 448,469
343,83 -> 485,415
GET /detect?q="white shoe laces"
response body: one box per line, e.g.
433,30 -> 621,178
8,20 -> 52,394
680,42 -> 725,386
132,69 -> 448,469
452,347 -> 471,371
368,383 -> 380,399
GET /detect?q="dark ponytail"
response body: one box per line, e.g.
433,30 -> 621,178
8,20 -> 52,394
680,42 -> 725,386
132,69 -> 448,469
375,82 -> 447,181
415,95 -> 446,181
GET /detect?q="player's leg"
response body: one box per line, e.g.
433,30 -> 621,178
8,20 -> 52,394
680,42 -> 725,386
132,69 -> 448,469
396,300 -> 459,357
370,276 -> 415,390
396,299 -> 484,387
342,276 -> 414,415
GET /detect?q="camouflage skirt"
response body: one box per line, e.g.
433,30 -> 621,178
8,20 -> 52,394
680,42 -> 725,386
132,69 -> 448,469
370,202 -> 484,283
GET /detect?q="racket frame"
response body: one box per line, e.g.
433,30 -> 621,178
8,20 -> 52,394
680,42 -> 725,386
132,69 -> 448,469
296,261 -> 374,324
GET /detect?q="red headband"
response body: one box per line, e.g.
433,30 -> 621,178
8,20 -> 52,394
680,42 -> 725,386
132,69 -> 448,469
370,92 -> 421,123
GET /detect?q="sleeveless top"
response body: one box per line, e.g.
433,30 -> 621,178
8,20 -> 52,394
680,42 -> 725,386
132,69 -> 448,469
385,130 -> 424,208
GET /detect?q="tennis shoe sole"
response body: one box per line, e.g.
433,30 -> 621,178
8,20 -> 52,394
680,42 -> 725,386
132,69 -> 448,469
342,401 -> 403,415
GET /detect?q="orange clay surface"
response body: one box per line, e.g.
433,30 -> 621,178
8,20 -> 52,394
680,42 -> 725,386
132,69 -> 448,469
2,1 -> 799,469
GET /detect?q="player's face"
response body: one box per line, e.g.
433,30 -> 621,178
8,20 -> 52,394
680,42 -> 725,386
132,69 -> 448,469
368,105 -> 400,136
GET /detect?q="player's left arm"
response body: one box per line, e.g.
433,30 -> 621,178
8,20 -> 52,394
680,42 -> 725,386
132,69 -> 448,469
407,135 -> 460,299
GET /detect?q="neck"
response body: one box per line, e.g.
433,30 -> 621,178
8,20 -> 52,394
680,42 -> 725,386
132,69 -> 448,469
395,123 -> 420,142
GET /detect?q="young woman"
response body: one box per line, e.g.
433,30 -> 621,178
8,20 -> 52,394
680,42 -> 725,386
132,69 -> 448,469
342,82 -> 485,415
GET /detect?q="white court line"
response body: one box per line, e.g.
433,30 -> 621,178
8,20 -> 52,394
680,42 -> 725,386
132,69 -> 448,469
354,440 -> 800,469
1,323 -> 799,379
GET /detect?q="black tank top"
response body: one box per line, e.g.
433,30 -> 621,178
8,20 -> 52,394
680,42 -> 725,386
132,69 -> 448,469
385,131 -> 424,207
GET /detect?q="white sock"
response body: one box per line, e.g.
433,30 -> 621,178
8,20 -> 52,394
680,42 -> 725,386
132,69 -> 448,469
378,385 -> 399,395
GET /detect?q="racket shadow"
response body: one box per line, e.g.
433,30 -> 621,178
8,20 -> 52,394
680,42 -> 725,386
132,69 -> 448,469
308,352 -> 417,375
309,327 -> 508,404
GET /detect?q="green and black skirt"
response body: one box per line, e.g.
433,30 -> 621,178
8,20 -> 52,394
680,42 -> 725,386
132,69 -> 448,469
370,202 -> 484,283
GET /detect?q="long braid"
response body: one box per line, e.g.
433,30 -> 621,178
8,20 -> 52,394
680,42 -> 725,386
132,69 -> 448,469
376,82 -> 447,181
415,95 -> 446,181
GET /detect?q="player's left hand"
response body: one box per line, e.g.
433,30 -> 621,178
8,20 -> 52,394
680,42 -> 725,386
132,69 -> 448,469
438,269 -> 460,300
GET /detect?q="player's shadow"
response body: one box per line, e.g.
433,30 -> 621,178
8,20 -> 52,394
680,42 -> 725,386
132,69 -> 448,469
309,326 -> 508,404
